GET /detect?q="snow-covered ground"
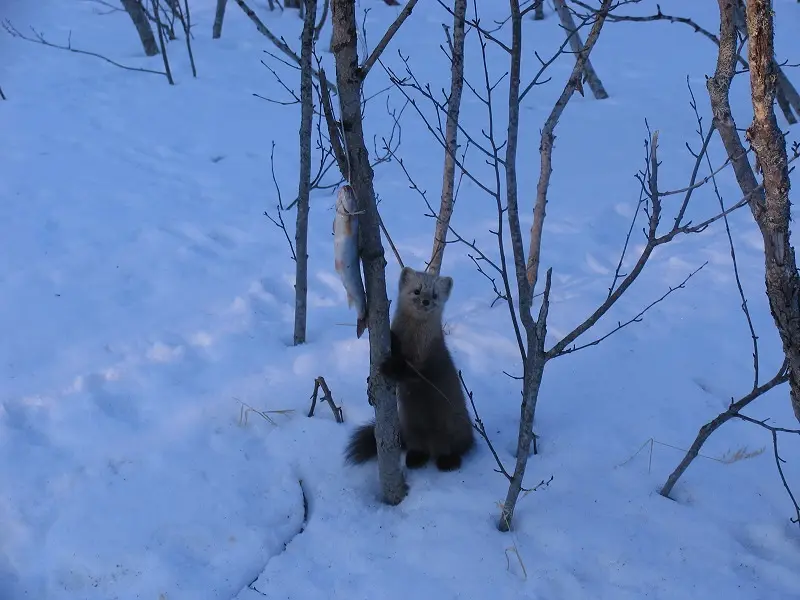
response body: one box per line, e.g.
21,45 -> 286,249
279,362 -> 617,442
2,0 -> 800,598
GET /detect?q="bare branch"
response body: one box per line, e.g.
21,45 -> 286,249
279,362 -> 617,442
231,0 -> 337,90
308,375 -> 344,423
1,20 -> 166,77
734,412 -> 800,525
459,371 -> 514,481
359,0 -> 419,80
660,360 -> 789,498
526,0 -> 613,294
150,0 -> 174,85
553,0 -> 608,99
554,263 -> 707,358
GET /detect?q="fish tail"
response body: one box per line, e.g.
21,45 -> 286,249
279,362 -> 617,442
356,316 -> 368,339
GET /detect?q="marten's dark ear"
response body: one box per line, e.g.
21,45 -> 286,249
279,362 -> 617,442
438,276 -> 453,300
399,266 -> 415,289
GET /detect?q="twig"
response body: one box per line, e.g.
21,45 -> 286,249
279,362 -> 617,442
359,0 -> 419,80
686,78 -> 760,388
1,21 -> 166,77
318,65 -> 348,179
553,0 -> 608,99
308,376 -> 344,423
553,262 -> 707,358
734,412 -> 800,525
526,0 -> 613,295
266,142 -> 297,260
314,0 -> 330,41
660,359 -> 789,498
458,370 -> 513,481
151,0 -> 175,85
230,0 -> 336,90
378,214 -> 404,268
237,398 -> 295,426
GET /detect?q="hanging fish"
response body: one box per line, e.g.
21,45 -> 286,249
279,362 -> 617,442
333,185 -> 368,338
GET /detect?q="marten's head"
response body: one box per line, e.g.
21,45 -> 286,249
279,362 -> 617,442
396,267 -> 453,319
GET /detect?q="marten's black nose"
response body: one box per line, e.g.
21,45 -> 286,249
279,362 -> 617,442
422,299 -> 430,306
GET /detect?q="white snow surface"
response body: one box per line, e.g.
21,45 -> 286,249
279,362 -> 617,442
2,0 -> 800,598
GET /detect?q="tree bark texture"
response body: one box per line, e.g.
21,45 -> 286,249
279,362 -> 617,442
427,0 -> 467,275
293,0 -> 317,345
213,0 -> 228,38
709,0 -> 800,422
744,0 -> 800,421
553,0 -> 608,100
331,0 -> 407,504
732,0 -> 799,125
120,0 -> 160,56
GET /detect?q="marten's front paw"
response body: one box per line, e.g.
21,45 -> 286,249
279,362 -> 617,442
380,355 -> 405,380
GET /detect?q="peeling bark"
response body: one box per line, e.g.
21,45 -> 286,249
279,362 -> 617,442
744,0 -> 800,421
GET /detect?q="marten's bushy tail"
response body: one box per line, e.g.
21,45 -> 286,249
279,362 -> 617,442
344,421 -> 406,464
345,421 -> 378,464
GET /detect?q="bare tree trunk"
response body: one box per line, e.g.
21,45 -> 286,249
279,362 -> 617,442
732,0 -> 799,125
499,0 -> 612,533
553,0 -> 608,100
331,0 -> 407,505
707,0 -> 800,422
294,0 -> 317,345
315,0 -> 330,41
427,0 -> 467,275
120,0 -> 160,56
151,0 -> 174,84
213,0 -> 228,39
179,0 -> 197,77
744,0 -> 800,421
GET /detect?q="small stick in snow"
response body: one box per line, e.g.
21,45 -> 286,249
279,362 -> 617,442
308,376 -> 344,423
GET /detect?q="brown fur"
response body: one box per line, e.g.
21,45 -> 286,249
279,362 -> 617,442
344,267 -> 474,471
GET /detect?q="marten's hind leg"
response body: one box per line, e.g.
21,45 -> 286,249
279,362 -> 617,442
435,453 -> 462,471
405,449 -> 430,469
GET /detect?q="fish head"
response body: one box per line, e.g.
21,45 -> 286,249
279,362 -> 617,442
398,266 -> 453,316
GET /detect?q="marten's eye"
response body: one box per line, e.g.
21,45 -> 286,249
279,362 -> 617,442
432,293 -> 438,299
414,289 -> 421,295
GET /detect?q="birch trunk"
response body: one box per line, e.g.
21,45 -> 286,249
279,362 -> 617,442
293,0 -> 317,345
331,0 -> 407,504
213,0 -> 228,39
427,0 -> 467,275
120,0 -> 160,56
